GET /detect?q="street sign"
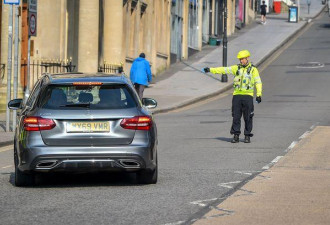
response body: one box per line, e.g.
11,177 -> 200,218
28,0 -> 37,36
29,0 -> 37,12
29,13 -> 37,36
4,0 -> 20,4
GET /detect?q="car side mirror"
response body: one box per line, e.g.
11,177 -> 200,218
8,99 -> 23,110
142,98 -> 157,109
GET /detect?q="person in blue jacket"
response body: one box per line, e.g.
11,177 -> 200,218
130,53 -> 152,99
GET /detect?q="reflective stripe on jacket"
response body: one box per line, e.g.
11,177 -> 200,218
209,63 -> 262,97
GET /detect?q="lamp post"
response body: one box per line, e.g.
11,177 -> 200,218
222,0 -> 228,82
307,0 -> 311,14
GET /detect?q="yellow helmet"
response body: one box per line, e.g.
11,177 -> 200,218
237,50 -> 251,59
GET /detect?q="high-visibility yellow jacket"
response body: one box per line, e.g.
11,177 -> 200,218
210,63 -> 262,97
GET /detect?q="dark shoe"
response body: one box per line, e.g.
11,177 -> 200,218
231,135 -> 239,143
244,136 -> 251,143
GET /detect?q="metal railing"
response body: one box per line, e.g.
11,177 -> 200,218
98,62 -> 123,74
21,58 -> 76,87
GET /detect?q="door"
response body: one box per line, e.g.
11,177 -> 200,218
170,0 -> 184,63
214,0 -> 223,37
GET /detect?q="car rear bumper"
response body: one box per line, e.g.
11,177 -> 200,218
18,145 -> 156,173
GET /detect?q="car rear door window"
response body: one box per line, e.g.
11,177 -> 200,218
26,79 -> 42,108
39,84 -> 137,109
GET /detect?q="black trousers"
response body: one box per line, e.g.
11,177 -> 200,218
230,95 -> 254,137
134,83 -> 145,99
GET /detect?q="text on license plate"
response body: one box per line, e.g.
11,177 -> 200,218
67,122 -> 110,133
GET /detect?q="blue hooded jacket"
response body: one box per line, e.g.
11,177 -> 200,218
130,57 -> 152,86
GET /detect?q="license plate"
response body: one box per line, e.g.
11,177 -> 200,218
67,121 -> 110,133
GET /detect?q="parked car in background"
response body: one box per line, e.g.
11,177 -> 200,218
8,73 -> 158,186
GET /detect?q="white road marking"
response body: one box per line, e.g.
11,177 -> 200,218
190,198 -> 218,207
234,171 -> 252,175
310,123 -> 319,130
296,62 -> 324,69
262,156 -> 283,170
299,131 -> 310,139
218,181 -> 241,189
234,170 -> 262,176
272,156 -> 283,163
262,165 -> 271,170
1,165 -> 13,169
285,141 -> 298,152
163,221 -> 185,225
0,145 -> 13,153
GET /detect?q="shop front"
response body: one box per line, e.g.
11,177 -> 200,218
235,0 -> 245,28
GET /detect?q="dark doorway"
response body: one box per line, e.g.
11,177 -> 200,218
214,0 -> 223,38
170,0 -> 183,64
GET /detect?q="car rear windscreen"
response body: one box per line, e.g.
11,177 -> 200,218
39,84 -> 137,110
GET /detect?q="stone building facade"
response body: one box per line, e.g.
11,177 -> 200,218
0,0 -> 257,111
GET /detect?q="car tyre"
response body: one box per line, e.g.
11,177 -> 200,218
14,149 -> 34,187
137,155 -> 158,184
137,167 -> 158,184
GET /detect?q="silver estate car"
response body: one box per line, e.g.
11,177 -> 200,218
8,73 -> 158,186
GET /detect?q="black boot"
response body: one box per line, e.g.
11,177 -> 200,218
244,136 -> 251,143
231,134 -> 239,143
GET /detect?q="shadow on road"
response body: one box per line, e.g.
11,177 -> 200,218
8,172 -> 150,188
215,137 -> 233,142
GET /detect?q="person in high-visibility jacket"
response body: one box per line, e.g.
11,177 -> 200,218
202,50 -> 262,143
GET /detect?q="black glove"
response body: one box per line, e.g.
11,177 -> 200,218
256,96 -> 262,104
203,67 -> 210,73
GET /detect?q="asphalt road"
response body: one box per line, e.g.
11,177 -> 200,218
1,12 -> 330,225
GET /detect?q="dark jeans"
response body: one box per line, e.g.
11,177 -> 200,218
134,83 -> 145,99
230,95 -> 254,137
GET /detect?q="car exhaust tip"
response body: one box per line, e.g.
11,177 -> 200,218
36,160 -> 58,169
118,160 -> 141,168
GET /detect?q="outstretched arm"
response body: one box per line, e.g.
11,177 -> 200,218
210,65 -> 238,75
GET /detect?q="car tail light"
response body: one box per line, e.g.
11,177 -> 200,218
23,117 -> 56,131
120,116 -> 152,130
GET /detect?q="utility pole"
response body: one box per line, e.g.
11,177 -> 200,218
25,34 -> 31,101
6,5 -> 14,132
307,0 -> 311,14
13,5 -> 20,130
25,0 -> 38,101
222,0 -> 228,82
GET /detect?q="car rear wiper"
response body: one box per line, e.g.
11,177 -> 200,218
60,103 -> 90,108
